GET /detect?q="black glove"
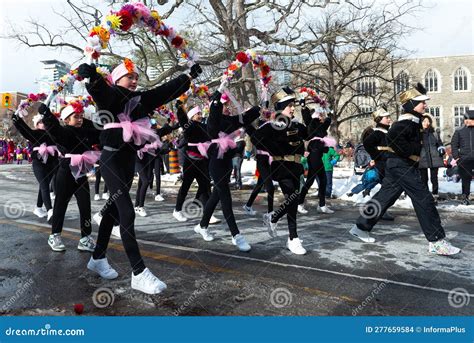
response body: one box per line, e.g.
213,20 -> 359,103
38,103 -> 53,117
210,90 -> 222,104
176,99 -> 184,110
11,111 -> 19,123
77,63 -> 97,79
189,64 -> 202,79
299,98 -> 306,107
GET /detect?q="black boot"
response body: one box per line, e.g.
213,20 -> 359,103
380,211 -> 395,221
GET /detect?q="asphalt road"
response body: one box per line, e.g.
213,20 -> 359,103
0,164 -> 472,316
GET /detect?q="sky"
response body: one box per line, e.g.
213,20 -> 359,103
0,0 -> 473,93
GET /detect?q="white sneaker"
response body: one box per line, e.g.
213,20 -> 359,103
173,210 -> 188,222
209,215 -> 221,224
263,212 -> 278,238
297,204 -> 308,214
111,226 -> 121,238
33,207 -> 47,218
134,207 -> 147,217
194,224 -> 214,241
94,194 -> 101,201
50,192 -> 55,200
93,212 -> 102,226
154,194 -> 165,202
131,268 -> 167,295
242,205 -> 257,215
232,234 -> 251,252
48,233 -> 66,252
429,239 -> 461,256
102,193 -> 109,200
87,257 -> 118,279
317,205 -> 334,214
47,209 -> 53,222
287,237 -> 307,255
349,224 -> 375,243
78,235 -> 96,252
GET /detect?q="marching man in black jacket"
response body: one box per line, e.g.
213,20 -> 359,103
350,84 -> 461,256
257,87 -> 308,255
451,109 -> 474,205
362,108 -> 395,220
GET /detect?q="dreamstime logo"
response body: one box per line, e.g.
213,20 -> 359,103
270,287 -> 292,308
92,287 -> 115,308
359,199 -> 382,220
182,198 -> 203,219
270,113 -> 290,131
3,199 -> 26,219
448,288 -> 470,308
352,282 -> 386,316
92,110 -> 115,130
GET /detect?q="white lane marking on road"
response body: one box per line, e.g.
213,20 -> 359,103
15,218 -> 474,298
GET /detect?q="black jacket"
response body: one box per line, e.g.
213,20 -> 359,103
387,113 -> 423,163
207,92 -> 260,159
176,105 -> 210,159
12,115 -> 58,161
451,125 -> 474,161
86,73 -> 191,149
363,125 -> 389,162
419,128 -> 444,168
302,106 -> 331,152
42,112 -> 101,168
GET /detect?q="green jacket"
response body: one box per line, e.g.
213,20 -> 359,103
322,147 -> 340,171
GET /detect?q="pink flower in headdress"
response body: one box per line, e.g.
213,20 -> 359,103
118,9 -> 134,31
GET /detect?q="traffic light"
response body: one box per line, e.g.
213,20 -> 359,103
2,93 -> 12,108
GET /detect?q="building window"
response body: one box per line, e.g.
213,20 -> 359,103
424,69 -> 439,92
453,67 -> 469,91
453,105 -> 469,128
356,76 -> 377,96
395,71 -> 410,94
426,106 -> 441,127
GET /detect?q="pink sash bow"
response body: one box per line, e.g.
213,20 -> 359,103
256,149 -> 273,164
65,151 -> 101,179
137,140 -> 163,159
33,143 -> 59,164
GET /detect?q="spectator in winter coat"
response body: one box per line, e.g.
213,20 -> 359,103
347,161 -> 380,197
320,146 -> 340,198
451,109 -> 474,205
419,114 -> 445,199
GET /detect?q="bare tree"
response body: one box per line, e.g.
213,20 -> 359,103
290,0 -> 425,140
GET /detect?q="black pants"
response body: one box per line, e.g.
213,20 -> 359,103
176,156 -> 211,211
94,165 -> 108,195
135,154 -> 153,208
246,154 -> 274,213
200,150 -> 238,236
33,158 -> 56,210
356,157 -> 446,242
93,147 -> 145,275
51,163 -> 92,237
232,155 -> 244,188
299,149 -> 327,207
458,159 -> 474,196
419,167 -> 439,195
49,159 -> 59,194
150,154 -> 163,195
271,161 -> 302,239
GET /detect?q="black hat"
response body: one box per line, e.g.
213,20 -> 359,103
464,109 -> 474,120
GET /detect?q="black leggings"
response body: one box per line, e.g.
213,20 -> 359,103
93,147 -> 145,275
94,165 -> 108,195
151,155 -> 163,195
271,161 -> 301,239
419,167 -> 439,195
246,154 -> 274,213
200,151 -> 239,236
176,156 -> 211,211
51,163 -> 92,237
135,154 -> 153,208
299,149 -> 327,207
33,159 -> 56,210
